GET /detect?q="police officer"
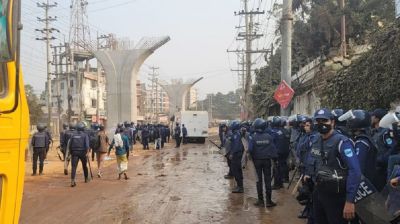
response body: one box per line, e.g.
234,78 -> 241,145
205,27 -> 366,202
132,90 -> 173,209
69,122 -> 90,187
44,125 -> 53,160
248,118 -> 278,207
344,110 -> 378,184
332,109 -> 351,137
174,123 -> 182,148
296,117 -> 317,175
270,116 -> 291,189
31,124 -> 50,175
60,123 -> 69,158
63,122 -> 77,175
371,108 -> 397,191
304,108 -> 361,223
182,124 -> 188,144
141,125 -> 150,150
88,123 -> 99,161
227,120 -> 245,193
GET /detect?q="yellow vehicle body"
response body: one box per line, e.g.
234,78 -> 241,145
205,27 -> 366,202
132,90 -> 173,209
0,0 -> 29,223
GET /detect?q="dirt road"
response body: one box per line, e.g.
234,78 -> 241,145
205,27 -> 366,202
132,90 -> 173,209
20,137 -> 305,224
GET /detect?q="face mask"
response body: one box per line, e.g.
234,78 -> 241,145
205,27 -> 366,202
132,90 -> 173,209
316,123 -> 332,134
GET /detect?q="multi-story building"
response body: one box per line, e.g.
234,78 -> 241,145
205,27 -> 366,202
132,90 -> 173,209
46,67 -> 107,126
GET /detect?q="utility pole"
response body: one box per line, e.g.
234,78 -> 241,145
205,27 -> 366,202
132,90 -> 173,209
339,0 -> 347,57
36,1 -> 58,133
65,43 -> 73,123
230,0 -> 266,120
281,0 -> 293,116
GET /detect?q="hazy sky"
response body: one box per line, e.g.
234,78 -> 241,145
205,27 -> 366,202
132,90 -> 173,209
21,0 -> 278,99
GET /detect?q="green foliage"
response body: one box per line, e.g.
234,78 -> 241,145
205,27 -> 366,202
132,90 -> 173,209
197,91 -> 240,120
322,20 -> 400,110
25,84 -> 43,124
251,0 -> 396,115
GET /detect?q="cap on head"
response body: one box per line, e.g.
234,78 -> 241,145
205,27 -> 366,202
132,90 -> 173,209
372,108 -> 388,120
314,108 -> 334,120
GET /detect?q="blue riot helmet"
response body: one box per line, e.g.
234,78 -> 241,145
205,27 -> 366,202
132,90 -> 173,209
76,122 -> 86,132
229,120 -> 241,131
253,118 -> 267,132
69,122 -> 77,130
124,121 -> 130,128
271,116 -> 282,128
37,124 -> 46,132
332,109 -> 346,126
280,116 -> 288,127
117,123 -> 124,128
344,110 -> 371,130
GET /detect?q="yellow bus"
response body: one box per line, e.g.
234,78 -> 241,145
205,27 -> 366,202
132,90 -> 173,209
0,0 -> 29,223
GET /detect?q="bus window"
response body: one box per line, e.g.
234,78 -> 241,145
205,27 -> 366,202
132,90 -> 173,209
0,0 -> 12,62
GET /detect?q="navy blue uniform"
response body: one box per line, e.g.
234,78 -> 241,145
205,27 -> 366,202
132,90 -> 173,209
69,131 -> 90,182
141,127 -> 150,149
227,130 -> 244,188
31,131 -> 50,175
174,126 -> 182,148
270,127 -> 291,186
249,131 -> 278,203
372,127 -> 397,191
182,126 -> 188,144
354,135 -> 377,185
305,131 -> 361,224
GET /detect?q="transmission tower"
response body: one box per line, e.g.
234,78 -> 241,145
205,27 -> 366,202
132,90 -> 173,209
69,0 -> 91,50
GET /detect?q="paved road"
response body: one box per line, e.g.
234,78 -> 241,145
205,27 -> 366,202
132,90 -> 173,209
20,138 -> 304,224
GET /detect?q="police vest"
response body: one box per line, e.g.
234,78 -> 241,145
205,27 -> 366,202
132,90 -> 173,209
33,132 -> 46,148
310,132 -> 348,171
310,132 -> 349,194
70,132 -> 86,151
251,132 -> 277,159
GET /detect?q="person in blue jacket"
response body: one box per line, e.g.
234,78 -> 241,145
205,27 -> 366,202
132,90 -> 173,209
249,118 -> 278,207
227,120 -> 245,193
304,108 -> 361,224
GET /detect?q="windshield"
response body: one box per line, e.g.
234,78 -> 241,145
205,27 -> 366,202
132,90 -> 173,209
0,0 -> 10,61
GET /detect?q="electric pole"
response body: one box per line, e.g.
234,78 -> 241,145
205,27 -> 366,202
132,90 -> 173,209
36,1 -> 58,133
281,0 -> 293,116
229,0 -> 266,120
339,0 -> 347,57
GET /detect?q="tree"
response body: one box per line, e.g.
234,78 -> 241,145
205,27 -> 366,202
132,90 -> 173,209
25,85 -> 43,124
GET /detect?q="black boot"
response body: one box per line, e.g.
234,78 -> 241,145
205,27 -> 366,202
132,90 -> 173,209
224,174 -> 234,179
232,186 -> 244,193
266,192 -> 276,207
254,199 -> 265,207
64,169 -> 68,175
71,180 -> 76,187
85,177 -> 90,183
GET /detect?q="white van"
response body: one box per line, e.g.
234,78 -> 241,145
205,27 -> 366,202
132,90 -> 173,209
174,111 -> 209,143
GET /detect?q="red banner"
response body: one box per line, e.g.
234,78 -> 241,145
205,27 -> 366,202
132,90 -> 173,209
274,80 -> 295,109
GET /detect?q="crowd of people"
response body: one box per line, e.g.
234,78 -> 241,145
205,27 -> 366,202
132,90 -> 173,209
30,121 -> 190,187
218,108 -> 400,224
